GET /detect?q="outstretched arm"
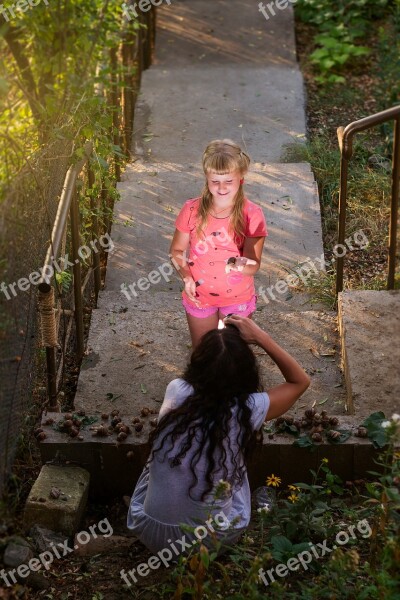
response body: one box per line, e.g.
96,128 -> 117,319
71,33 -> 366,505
223,315 -> 310,420
169,229 -> 199,304
227,236 -> 265,276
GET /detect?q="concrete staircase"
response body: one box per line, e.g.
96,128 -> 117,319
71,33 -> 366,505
37,0 -> 398,497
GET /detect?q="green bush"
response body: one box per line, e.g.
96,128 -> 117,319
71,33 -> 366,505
295,0 -> 391,83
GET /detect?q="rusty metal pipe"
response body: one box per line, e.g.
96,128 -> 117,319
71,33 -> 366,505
88,165 -> 101,299
70,185 -> 85,361
388,117 -> 400,289
336,105 -> 400,295
38,141 -> 93,290
336,153 -> 349,294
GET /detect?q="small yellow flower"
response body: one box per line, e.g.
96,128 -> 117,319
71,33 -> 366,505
288,493 -> 299,503
322,458 -> 329,464
266,474 -> 281,487
288,484 -> 300,492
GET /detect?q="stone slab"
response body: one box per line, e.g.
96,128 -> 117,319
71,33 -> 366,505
37,413 -> 385,497
74,293 -> 346,417
338,290 -> 400,417
106,162 -> 323,296
133,65 -> 306,164
24,465 -> 90,536
155,0 -> 298,67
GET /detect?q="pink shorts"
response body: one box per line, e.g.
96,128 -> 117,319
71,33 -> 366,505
182,294 -> 257,319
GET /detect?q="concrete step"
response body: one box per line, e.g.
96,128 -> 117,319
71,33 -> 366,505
37,411 -> 378,499
133,65 -> 306,165
74,290 -> 345,417
338,290 -> 400,418
154,0 -> 298,68
106,161 -> 323,295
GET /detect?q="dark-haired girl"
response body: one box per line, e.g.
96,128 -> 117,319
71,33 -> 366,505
127,316 -> 310,553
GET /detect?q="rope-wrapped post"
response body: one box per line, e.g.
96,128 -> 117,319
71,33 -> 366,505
38,285 -> 59,412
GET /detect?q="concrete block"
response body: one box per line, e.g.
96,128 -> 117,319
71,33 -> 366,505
338,290 -> 400,418
24,465 -> 90,536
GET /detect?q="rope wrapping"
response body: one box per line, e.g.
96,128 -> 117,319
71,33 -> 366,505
38,287 -> 58,347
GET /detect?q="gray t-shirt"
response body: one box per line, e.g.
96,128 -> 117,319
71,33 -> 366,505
127,378 -> 270,553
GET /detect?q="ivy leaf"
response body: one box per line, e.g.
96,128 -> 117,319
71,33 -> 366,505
293,435 -> 314,448
361,411 -> 389,448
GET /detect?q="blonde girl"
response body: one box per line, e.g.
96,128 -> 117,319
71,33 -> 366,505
170,139 -> 267,347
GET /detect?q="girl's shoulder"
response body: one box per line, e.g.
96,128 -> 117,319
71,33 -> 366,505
175,198 -> 201,232
180,197 -> 201,212
247,391 -> 270,429
243,198 -> 263,214
165,378 -> 194,400
243,199 -> 268,236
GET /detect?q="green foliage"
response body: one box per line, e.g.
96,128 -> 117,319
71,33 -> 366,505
362,411 -> 390,448
158,445 -> 400,599
55,270 -> 72,293
295,0 -> 391,83
0,0 -> 139,201
310,30 -> 370,84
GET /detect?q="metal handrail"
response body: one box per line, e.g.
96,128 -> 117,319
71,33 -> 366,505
38,142 -> 96,411
36,6 -> 156,411
39,141 -> 94,289
336,105 -> 400,293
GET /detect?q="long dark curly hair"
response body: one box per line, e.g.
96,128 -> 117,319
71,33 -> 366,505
148,325 -> 263,501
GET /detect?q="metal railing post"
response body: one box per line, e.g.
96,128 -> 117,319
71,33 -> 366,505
88,164 -> 101,299
70,184 -> 85,361
336,106 -> 400,295
336,152 -> 349,294
388,116 -> 400,289
110,46 -> 121,182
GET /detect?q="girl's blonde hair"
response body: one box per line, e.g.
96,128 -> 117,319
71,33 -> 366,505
197,139 -> 250,243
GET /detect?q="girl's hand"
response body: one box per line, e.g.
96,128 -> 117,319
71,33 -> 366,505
183,276 -> 200,305
225,257 -> 257,273
223,315 -> 265,344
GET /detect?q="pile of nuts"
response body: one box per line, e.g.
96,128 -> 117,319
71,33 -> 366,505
92,406 -> 158,441
35,406 -> 159,444
275,408 -> 344,443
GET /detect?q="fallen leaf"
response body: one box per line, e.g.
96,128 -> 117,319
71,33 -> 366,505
318,398 -> 329,405
310,347 -> 320,359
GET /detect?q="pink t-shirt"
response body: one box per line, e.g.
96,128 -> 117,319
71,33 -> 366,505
175,198 -> 267,307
